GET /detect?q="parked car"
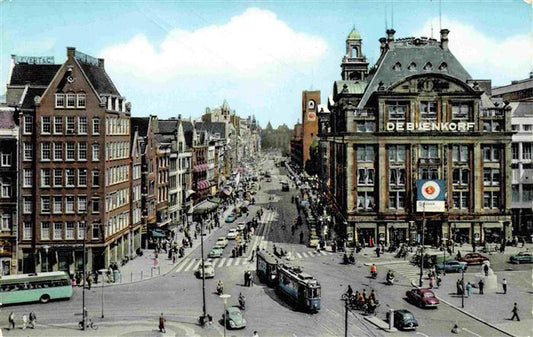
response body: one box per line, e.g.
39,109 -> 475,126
387,309 -> 419,330
215,237 -> 229,248
224,306 -> 246,329
225,214 -> 236,223
405,288 -> 440,308
509,251 -> 533,264
227,229 -> 238,240
208,246 -> 224,258
435,259 -> 467,273
195,260 -> 215,278
458,252 -> 489,265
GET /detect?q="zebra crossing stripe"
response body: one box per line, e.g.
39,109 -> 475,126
301,252 -> 308,258
320,250 -> 327,255
218,258 -> 226,267
296,253 -> 302,258
175,259 -> 193,273
187,260 -> 201,272
226,258 -> 234,267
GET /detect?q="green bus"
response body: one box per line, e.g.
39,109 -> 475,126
0,271 -> 73,305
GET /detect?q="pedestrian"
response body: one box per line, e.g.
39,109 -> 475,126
253,331 -> 259,337
8,312 -> 15,330
466,282 -> 472,297
244,271 -> 249,286
478,279 -> 484,294
172,254 -> 176,264
502,278 -> 507,294
483,264 -> 489,276
510,303 -> 520,321
249,249 -> 255,262
94,271 -> 99,284
159,312 -> 166,333
456,279 -> 463,295
86,273 -> 93,290
29,311 -> 36,329
22,314 -> 28,330
429,276 -> 434,289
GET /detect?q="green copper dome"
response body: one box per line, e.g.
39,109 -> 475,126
347,27 -> 361,40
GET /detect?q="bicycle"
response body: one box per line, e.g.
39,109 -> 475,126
78,318 -> 98,330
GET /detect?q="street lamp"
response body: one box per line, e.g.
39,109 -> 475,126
99,269 -> 107,318
81,203 -> 89,330
219,294 -> 231,337
461,268 -> 465,308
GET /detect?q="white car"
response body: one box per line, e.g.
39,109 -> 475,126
227,229 -> 238,240
236,222 -> 246,233
215,237 -> 229,248
195,260 -> 215,278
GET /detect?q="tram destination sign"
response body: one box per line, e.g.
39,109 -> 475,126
387,122 -> 475,132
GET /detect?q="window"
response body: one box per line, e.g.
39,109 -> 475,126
22,115 -> 33,134
387,102 -> 407,121
451,103 -> 470,120
482,145 -> 500,162
483,191 -> 500,209
66,142 -> 75,161
78,117 -> 87,134
1,214 -> 10,231
388,145 -> 406,163
53,143 -> 63,161
66,93 -> 75,108
23,196 -> 32,214
420,144 -> 439,162
92,197 -> 100,213
41,143 -> 51,161
524,125 -> 533,131
92,224 -> 99,240
78,169 -> 87,187
77,196 -> 87,213
54,116 -> 63,134
23,169 -> 32,187
452,168 -> 470,186
92,118 -> 100,135
356,192 -> 375,211
42,116 -> 51,134
77,222 -> 86,240
512,124 -> 519,131
55,94 -> 65,108
66,116 -> 75,134
77,93 -> 86,108
420,167 -> 439,180
65,196 -> 74,213
41,222 -> 50,240
453,191 -> 469,209
483,120 -> 502,132
0,153 -> 11,167
389,168 -> 406,187
66,222 -> 74,240
1,180 -> 11,198
483,168 -> 500,186
92,144 -> 100,161
23,222 -> 32,240
53,222 -> 62,240
92,170 -> 100,186
65,169 -> 75,187
41,196 -> 50,213
512,144 -> 519,160
78,143 -> 87,161
523,143 -> 532,160
524,184 -> 533,201
512,185 -> 520,202
53,196 -> 62,214
388,191 -> 405,209
420,101 -> 437,121
357,168 -> 375,186
357,121 -> 375,132
41,169 -> 51,187
357,145 -> 375,162
23,143 -> 32,161
452,145 -> 469,163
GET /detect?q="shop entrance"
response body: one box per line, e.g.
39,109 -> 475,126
388,228 -> 407,246
483,228 -> 501,244
357,228 -> 377,247
452,227 -> 471,244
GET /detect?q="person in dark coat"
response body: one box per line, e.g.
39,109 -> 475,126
510,303 -> 520,321
159,313 -> 166,333
478,279 -> 484,294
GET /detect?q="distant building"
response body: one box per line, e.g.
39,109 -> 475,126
492,75 -> 533,102
290,123 -> 303,166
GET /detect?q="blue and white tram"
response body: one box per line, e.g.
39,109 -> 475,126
256,250 -> 280,287
277,264 -> 321,313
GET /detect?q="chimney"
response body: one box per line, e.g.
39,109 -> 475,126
67,47 -> 76,58
440,29 -> 450,50
98,58 -> 105,68
379,37 -> 387,54
386,29 -> 396,42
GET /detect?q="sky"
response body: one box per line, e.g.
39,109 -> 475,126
0,0 -> 531,128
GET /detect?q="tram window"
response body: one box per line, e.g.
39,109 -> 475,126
308,288 -> 319,298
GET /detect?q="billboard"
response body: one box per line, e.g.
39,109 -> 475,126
416,180 -> 445,212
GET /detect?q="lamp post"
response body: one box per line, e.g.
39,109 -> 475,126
461,267 -> 465,308
219,294 -> 231,337
419,208 -> 426,288
99,269 -> 107,318
81,205 -> 89,330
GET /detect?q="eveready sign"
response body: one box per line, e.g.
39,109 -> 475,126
386,122 -> 475,132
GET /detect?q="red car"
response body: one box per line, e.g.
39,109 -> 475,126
406,288 -> 439,308
458,252 -> 489,265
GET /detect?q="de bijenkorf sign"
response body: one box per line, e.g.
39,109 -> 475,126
416,180 -> 445,212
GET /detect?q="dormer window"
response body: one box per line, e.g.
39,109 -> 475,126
423,62 -> 433,71
408,62 -> 417,71
392,62 -> 401,71
438,62 -> 448,71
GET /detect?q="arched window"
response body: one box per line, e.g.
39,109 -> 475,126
351,46 -> 358,58
393,62 -> 402,71
439,62 -> 448,71
423,62 -> 433,71
408,62 -> 417,71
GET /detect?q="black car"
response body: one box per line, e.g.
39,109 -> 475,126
387,309 -> 418,330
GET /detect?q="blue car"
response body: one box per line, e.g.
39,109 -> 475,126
225,214 -> 236,223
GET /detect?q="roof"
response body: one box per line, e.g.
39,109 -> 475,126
182,121 -> 194,147
347,27 -> 361,40
492,77 -> 533,96
358,37 -> 471,108
334,80 -> 367,96
158,120 -> 179,134
79,62 -> 120,96
195,121 -> 226,139
21,87 -> 46,109
510,102 -> 533,117
0,110 -> 16,129
9,64 -> 61,86
131,117 -> 150,137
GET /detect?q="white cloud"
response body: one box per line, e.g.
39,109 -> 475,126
100,8 -> 327,82
412,17 -> 531,85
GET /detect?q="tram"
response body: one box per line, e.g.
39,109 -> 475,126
277,264 -> 321,313
256,250 -> 280,286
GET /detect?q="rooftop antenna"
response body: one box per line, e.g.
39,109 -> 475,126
439,0 -> 442,31
384,2 -> 388,30
391,0 -> 394,29
430,0 -> 434,38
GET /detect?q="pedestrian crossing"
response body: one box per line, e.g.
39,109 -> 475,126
174,249 -> 330,274
387,261 -> 425,282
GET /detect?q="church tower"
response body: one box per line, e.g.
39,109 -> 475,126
341,28 -> 369,80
